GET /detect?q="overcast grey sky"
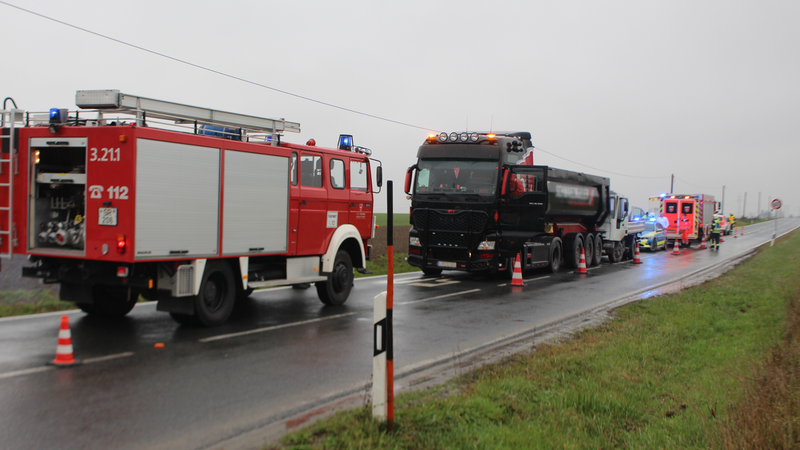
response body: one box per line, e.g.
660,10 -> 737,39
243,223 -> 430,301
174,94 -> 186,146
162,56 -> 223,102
2,0 -> 798,216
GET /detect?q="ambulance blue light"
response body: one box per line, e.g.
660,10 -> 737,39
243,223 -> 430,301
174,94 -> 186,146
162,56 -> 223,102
649,217 -> 657,222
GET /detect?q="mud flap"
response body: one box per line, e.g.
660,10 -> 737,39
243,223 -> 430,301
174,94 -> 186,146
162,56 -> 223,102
156,291 -> 195,315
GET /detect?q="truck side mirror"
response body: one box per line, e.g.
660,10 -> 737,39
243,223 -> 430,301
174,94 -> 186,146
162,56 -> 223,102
376,166 -> 383,187
501,168 -> 509,196
404,166 -> 413,194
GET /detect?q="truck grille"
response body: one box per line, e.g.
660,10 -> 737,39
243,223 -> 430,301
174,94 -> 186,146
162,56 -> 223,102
414,209 -> 488,249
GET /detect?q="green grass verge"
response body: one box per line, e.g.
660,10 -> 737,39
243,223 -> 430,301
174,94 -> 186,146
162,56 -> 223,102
356,253 -> 420,278
374,213 -> 411,228
0,289 -> 74,318
275,230 -> 800,449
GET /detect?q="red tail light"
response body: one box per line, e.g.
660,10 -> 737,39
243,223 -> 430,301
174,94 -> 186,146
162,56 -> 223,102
117,234 -> 126,254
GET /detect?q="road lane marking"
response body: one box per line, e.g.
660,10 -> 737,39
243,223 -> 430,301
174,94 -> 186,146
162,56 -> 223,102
199,312 -> 357,343
497,275 -> 550,286
397,289 -> 481,306
0,352 -> 134,380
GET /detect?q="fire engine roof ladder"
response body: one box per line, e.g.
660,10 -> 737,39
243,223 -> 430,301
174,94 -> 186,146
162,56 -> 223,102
75,90 -> 301,141
0,106 -> 22,260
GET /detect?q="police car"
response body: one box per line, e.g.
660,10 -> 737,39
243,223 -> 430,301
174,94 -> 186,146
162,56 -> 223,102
638,217 -> 668,251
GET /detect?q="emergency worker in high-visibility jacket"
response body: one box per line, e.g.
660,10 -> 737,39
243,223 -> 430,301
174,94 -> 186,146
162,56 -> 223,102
728,213 -> 736,234
679,214 -> 692,247
710,215 -> 722,250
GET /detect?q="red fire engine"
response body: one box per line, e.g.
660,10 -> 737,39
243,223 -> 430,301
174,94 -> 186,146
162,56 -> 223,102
0,90 -> 381,326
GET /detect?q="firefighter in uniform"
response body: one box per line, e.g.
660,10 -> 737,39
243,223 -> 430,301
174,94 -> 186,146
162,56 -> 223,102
710,215 -> 722,250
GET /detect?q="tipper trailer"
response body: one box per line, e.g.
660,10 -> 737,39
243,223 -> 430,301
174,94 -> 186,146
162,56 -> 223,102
404,131 -> 642,276
0,90 -> 381,326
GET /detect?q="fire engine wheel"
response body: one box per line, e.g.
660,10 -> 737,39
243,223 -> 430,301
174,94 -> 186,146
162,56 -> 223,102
194,261 -> 236,326
85,285 -> 140,317
548,238 -> 562,273
592,235 -> 603,266
317,250 -> 353,306
583,234 -> 595,267
564,235 -> 584,269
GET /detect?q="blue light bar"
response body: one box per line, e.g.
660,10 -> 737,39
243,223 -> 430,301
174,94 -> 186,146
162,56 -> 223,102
49,108 -> 68,125
338,134 -> 353,151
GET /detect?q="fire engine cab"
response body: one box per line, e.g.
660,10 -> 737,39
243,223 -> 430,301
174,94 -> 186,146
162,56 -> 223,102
0,90 -> 381,326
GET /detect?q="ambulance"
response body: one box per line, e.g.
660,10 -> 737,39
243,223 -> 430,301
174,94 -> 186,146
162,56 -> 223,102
648,194 -> 718,246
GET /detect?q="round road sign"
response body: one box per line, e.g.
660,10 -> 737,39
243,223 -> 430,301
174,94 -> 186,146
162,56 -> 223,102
771,198 -> 782,210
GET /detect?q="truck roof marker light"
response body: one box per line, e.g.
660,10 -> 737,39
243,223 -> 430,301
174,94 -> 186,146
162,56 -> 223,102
117,234 -> 126,254
487,133 -> 496,140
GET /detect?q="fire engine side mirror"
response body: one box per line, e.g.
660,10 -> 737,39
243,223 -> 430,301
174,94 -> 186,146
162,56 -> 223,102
376,166 -> 383,188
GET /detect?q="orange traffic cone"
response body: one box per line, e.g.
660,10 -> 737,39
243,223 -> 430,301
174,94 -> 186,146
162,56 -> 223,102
672,238 -> 681,255
511,253 -> 524,286
632,240 -> 642,264
700,234 -> 707,249
48,315 -> 81,367
734,227 -> 738,238
576,247 -> 588,274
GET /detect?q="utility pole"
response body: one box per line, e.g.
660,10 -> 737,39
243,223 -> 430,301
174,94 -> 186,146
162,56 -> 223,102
721,185 -> 725,214
758,192 -> 761,218
743,192 -> 747,218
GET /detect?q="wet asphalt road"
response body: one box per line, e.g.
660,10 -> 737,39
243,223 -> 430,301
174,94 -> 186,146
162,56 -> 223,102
0,218 -> 797,450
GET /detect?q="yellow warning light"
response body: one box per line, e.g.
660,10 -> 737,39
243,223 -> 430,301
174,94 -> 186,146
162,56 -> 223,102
487,133 -> 496,139
34,150 -> 40,164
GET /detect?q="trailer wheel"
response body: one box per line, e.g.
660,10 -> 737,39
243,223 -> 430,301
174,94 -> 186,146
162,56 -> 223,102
548,238 -> 562,273
87,285 -> 140,317
583,234 -> 595,267
592,235 -> 603,266
564,235 -> 584,269
317,250 -> 353,306
194,261 -> 235,326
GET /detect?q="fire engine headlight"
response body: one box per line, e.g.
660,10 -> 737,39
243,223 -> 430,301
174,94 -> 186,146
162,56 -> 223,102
448,132 -> 458,142
409,236 -> 420,246
477,240 -> 495,250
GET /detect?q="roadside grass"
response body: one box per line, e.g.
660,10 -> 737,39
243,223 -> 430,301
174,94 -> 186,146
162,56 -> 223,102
357,253 -> 419,278
0,289 -> 73,318
274,229 -> 800,449
374,213 -> 411,228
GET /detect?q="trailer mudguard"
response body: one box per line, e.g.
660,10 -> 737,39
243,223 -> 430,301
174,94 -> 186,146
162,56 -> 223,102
321,224 -> 365,273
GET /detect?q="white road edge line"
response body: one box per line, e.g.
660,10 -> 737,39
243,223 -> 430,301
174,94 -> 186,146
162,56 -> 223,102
0,352 -> 134,380
398,289 -> 481,306
199,312 -> 357,343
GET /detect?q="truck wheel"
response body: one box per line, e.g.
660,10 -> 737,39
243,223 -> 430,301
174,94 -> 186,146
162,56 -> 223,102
592,235 -> 603,266
88,285 -> 140,317
194,261 -> 236,326
608,242 -> 623,263
422,268 -> 443,276
548,238 -> 562,273
583,234 -> 595,267
564,235 -> 584,269
317,250 -> 353,306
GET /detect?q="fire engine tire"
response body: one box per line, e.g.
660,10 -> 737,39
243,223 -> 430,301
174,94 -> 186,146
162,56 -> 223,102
194,261 -> 236,326
592,235 -> 603,266
422,268 -> 443,277
564,235 -> 584,269
89,285 -> 140,317
548,238 -> 562,273
317,250 -> 354,306
583,234 -> 595,268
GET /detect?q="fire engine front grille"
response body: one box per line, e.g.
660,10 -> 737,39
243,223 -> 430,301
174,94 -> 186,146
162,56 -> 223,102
414,210 -> 488,233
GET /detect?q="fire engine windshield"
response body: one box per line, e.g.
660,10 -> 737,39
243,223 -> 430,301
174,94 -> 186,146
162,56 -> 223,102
415,159 -> 498,195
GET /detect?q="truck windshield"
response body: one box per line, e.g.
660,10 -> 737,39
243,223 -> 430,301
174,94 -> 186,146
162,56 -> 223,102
415,159 -> 498,195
